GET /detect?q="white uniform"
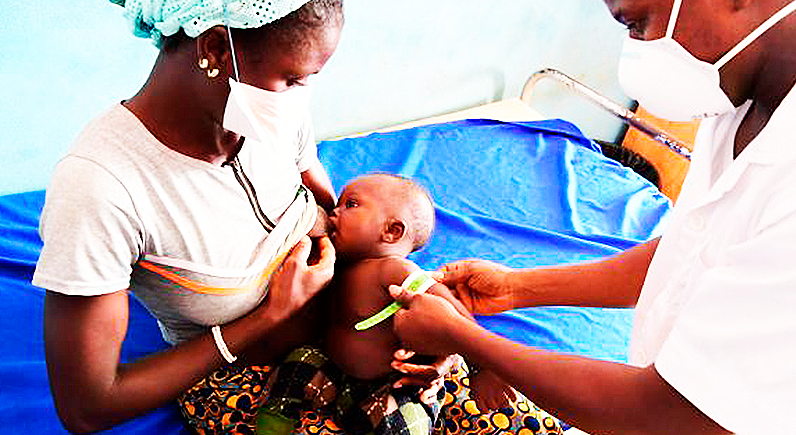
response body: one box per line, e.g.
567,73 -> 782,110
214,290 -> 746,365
630,86 -> 796,433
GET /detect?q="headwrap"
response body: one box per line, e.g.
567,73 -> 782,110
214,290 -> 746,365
111,0 -> 312,46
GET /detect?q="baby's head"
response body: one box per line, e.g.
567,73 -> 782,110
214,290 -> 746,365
328,174 -> 435,262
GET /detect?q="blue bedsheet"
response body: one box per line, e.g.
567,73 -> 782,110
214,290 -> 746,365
0,119 -> 670,434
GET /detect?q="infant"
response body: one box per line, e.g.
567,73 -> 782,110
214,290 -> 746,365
258,174 -> 514,435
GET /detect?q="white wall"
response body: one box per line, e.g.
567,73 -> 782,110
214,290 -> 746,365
0,0 -> 630,195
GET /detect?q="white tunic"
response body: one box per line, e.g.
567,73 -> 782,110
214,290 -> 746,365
630,86 -> 796,433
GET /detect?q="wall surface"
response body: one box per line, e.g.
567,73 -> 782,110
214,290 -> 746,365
0,0 -> 630,195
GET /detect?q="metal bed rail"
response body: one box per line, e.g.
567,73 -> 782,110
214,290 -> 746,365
521,68 -> 692,160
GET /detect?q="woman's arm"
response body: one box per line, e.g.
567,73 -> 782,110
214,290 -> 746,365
44,236 -> 334,434
440,238 -> 660,313
390,288 -> 731,435
301,160 -> 337,212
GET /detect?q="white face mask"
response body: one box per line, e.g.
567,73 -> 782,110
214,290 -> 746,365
223,78 -> 312,149
618,0 -> 796,122
221,26 -> 312,151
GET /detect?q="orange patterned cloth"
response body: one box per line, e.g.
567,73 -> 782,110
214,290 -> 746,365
178,359 -> 563,435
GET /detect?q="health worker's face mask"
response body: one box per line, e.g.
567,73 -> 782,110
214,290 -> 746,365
618,0 -> 796,122
222,27 -> 312,150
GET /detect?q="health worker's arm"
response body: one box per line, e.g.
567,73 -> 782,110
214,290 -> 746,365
390,287 -> 732,435
44,236 -> 334,434
440,238 -> 660,314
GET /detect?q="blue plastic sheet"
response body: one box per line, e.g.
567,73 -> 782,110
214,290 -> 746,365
0,119 -> 670,434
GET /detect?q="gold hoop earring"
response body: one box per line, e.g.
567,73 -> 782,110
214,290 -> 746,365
207,68 -> 220,78
198,58 -> 209,69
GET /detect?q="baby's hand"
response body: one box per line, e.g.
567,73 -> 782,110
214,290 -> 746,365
469,369 -> 517,411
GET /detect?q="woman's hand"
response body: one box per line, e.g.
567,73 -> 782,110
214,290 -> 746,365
261,235 -> 335,322
438,260 -> 515,314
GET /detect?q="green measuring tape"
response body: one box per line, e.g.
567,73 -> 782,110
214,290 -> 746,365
354,270 -> 437,331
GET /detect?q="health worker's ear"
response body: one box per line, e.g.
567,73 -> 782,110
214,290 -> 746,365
382,219 -> 406,244
196,26 -> 233,79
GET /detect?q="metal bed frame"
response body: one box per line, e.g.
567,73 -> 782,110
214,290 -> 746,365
521,68 -> 692,160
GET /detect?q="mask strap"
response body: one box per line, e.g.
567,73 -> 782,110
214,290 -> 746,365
665,0 -> 683,39
223,2 -> 241,81
715,0 -> 796,68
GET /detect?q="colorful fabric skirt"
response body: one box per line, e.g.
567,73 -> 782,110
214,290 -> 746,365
179,350 -> 563,435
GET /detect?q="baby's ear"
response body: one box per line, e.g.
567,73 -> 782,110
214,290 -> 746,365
382,218 -> 406,244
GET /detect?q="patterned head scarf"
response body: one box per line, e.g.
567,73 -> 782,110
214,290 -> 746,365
111,0 -> 312,46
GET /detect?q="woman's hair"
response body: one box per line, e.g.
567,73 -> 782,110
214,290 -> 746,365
161,0 -> 343,52
264,0 -> 344,48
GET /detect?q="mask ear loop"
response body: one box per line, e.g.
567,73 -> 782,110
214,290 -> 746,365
665,0 -> 683,39
223,2 -> 242,82
715,0 -> 796,69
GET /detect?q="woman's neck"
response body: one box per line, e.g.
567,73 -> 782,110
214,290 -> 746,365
123,51 -> 240,165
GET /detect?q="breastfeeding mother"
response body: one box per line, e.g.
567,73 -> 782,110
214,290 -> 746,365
34,1 -> 346,433
34,2 -> 561,434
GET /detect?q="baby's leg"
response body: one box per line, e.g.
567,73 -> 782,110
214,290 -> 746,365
256,346 -> 342,435
334,380 -> 443,435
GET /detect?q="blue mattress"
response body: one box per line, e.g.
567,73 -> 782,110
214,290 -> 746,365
0,118 -> 670,434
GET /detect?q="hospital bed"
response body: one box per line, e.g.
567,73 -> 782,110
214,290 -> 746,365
0,70 -> 674,434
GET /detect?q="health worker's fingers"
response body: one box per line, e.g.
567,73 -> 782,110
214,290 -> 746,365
388,284 -> 412,304
429,270 -> 444,282
438,260 -> 474,286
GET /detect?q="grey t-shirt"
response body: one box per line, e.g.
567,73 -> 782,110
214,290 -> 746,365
33,104 -> 319,344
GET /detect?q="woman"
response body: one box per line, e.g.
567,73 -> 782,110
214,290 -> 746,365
390,0 -> 796,434
35,1 -> 560,434
36,1 -> 342,433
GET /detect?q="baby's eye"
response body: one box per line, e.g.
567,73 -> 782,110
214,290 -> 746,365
345,198 -> 358,208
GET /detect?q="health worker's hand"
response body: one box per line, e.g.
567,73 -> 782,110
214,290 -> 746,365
262,235 -> 335,323
438,260 -> 514,314
389,284 -> 468,357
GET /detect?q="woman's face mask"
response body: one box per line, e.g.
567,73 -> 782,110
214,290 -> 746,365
221,25 -> 314,151
223,78 -> 312,150
617,0 -> 796,122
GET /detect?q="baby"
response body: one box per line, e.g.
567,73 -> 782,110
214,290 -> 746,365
258,173 -> 515,435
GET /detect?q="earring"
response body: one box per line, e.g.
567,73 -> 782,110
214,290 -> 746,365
207,68 -> 220,78
198,58 -> 209,69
